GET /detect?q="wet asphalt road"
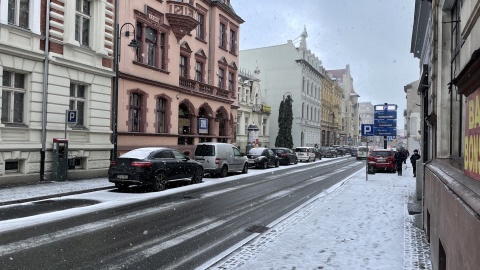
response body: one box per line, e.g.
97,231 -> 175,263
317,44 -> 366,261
0,158 -> 363,270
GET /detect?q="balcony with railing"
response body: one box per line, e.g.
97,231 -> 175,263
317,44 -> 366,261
179,77 -> 232,99
166,0 -> 199,41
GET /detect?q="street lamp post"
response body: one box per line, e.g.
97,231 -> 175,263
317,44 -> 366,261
112,23 -> 139,161
331,112 -> 335,145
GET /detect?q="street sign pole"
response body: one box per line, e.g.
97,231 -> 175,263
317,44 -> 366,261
366,140 -> 369,181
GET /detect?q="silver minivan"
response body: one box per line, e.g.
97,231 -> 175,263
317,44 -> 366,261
357,146 -> 369,160
194,143 -> 249,177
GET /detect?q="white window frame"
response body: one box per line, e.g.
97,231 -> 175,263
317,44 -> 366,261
2,70 -> 26,125
69,83 -> 86,127
75,0 -> 91,47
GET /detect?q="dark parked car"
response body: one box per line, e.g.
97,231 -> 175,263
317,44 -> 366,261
351,147 -> 358,157
272,147 -> 298,165
247,147 -> 280,169
108,147 -> 204,191
312,148 -> 323,160
368,149 -> 396,173
334,146 -> 346,156
320,146 -> 338,158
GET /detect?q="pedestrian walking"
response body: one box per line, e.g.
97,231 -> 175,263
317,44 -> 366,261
394,150 -> 405,176
401,148 -> 409,164
410,149 -> 421,177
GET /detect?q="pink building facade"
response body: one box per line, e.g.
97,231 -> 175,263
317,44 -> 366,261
115,0 -> 243,157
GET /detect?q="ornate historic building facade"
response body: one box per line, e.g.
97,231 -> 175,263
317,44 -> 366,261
0,0 -> 115,186
236,67 -> 271,153
115,0 -> 244,157
321,74 -> 342,146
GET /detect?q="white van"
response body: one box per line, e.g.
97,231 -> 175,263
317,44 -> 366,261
194,143 -> 249,177
356,146 -> 369,160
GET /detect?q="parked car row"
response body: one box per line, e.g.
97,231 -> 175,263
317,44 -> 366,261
109,143 -> 355,192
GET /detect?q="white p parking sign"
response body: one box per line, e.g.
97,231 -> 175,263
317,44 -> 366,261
67,110 -> 77,126
361,124 -> 374,136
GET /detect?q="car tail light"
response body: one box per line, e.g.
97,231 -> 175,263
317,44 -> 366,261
215,157 -> 220,164
131,161 -> 153,168
281,153 -> 287,157
110,161 -> 117,166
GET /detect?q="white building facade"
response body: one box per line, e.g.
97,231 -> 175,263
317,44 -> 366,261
0,0 -> 114,186
236,67 -> 271,153
240,28 -> 324,148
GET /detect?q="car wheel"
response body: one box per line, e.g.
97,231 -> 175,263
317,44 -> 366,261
294,158 -> 298,164
263,161 -> 269,169
152,172 -> 166,191
192,167 -> 204,184
275,160 -> 280,167
242,163 -> 249,174
115,183 -> 129,191
313,156 -> 316,162
219,165 -> 228,178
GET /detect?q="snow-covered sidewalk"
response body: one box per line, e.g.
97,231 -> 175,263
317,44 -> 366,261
205,163 -> 432,270
0,159 -> 431,269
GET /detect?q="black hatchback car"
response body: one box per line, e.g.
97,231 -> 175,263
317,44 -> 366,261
108,147 -> 204,191
247,147 -> 280,169
272,147 -> 298,165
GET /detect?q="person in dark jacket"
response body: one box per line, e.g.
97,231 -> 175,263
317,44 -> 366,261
394,150 -> 405,176
410,149 -> 421,177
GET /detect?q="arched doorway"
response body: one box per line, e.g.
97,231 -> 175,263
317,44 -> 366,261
178,103 -> 194,145
216,107 -> 229,142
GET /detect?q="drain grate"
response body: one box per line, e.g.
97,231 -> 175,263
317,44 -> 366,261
245,225 -> 269,233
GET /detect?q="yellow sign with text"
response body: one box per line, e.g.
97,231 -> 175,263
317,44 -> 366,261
465,89 -> 480,179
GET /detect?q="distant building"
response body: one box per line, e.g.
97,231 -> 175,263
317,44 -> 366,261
404,81 -> 421,154
236,67 -> 271,153
240,27 -> 324,148
327,66 -> 360,146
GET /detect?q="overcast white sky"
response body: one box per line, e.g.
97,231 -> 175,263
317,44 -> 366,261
232,0 -> 420,129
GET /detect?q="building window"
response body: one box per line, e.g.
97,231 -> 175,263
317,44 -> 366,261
8,0 -> 29,28
156,98 -> 167,133
196,61 -> 204,82
218,68 -> 225,89
229,29 -> 236,53
75,0 -> 91,47
219,23 -> 226,48
197,13 -> 205,40
5,160 -> 20,174
146,27 -> 157,67
69,83 -> 86,126
2,71 -> 25,124
130,93 -> 142,132
180,55 -> 188,77
228,72 -> 234,92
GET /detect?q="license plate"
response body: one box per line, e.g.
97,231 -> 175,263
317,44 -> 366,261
377,158 -> 386,162
117,175 -> 129,180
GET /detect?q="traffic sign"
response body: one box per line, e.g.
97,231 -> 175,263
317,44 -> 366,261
374,119 -> 397,127
67,110 -> 77,125
375,127 -> 397,136
374,110 -> 397,119
374,103 -> 398,111
361,124 -> 374,136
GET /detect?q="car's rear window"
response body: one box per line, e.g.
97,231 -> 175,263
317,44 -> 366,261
371,151 -> 392,157
274,149 -> 285,154
195,145 -> 215,156
249,148 -> 265,155
120,149 -> 152,159
295,148 -> 307,152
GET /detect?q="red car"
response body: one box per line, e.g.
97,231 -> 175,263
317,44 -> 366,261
368,149 -> 396,173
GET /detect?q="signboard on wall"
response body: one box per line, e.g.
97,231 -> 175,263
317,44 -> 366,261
465,89 -> 480,180
198,118 -> 208,134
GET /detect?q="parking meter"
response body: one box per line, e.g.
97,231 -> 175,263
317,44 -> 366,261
52,138 -> 69,181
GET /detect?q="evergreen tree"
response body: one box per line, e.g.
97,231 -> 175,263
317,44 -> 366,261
275,95 -> 294,148
275,100 -> 285,147
284,95 -> 294,149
